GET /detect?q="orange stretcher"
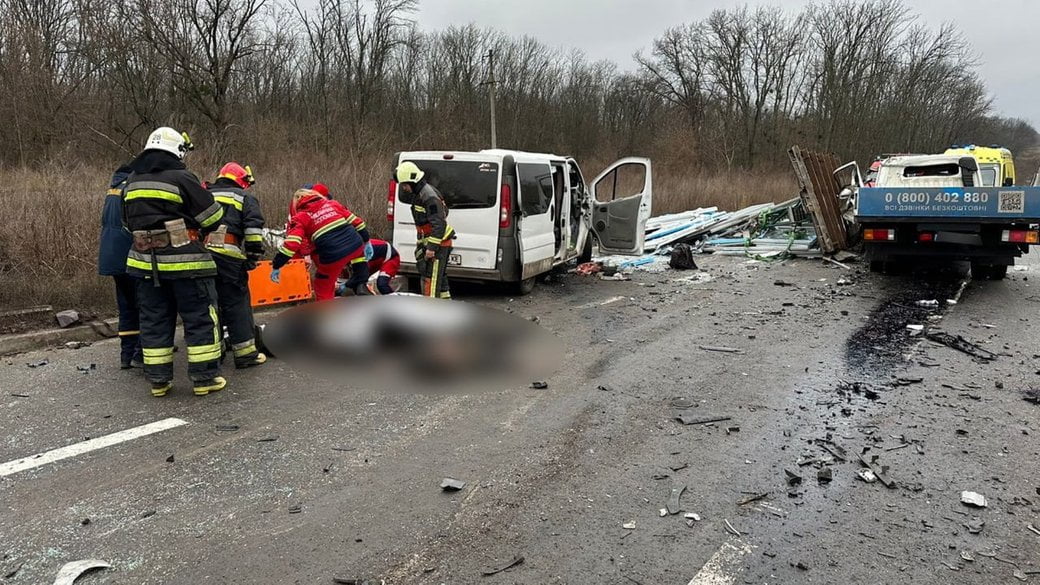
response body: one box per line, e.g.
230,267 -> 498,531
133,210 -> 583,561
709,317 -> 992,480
249,259 -> 314,307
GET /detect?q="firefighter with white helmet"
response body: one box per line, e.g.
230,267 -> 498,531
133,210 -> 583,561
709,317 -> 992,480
122,127 -> 227,397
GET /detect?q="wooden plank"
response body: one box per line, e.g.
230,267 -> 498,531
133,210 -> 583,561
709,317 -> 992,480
787,146 -> 848,253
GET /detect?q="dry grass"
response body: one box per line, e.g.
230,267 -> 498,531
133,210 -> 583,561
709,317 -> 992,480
0,154 -> 797,313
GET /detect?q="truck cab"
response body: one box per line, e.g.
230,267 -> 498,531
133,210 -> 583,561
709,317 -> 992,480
388,150 -> 652,294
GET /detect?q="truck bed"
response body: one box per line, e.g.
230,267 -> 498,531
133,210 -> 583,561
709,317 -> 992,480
856,186 -> 1040,223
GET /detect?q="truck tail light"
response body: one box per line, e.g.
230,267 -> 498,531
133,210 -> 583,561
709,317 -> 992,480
863,228 -> 895,242
499,183 -> 512,228
387,180 -> 397,222
918,232 -> 934,243
1001,229 -> 1039,244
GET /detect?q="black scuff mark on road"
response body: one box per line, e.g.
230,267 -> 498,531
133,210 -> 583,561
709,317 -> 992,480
844,265 -> 968,376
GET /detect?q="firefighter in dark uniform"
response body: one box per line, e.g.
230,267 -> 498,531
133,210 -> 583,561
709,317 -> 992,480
123,127 -> 226,397
205,162 -> 267,368
394,162 -> 455,299
98,162 -> 142,369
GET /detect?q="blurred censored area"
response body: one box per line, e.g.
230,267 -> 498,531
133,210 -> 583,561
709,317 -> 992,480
260,296 -> 562,392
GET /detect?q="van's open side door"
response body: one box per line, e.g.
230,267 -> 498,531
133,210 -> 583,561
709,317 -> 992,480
516,162 -> 556,279
589,158 -> 652,255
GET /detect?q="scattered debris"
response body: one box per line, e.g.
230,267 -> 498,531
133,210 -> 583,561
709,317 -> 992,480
1023,388 -> 1040,405
961,491 -> 988,508
26,359 -> 49,368
52,559 -> 111,585
64,341 -> 89,349
926,332 -> 997,361
575,262 -> 602,276
737,492 -> 769,506
622,522 -> 636,530
857,450 -> 895,488
906,324 -> 925,333
961,551 -> 975,562
666,483 -> 687,515
1027,523 -> 1040,537
10,393 -> 30,398
817,468 -> 833,483
440,478 -> 466,492
215,424 -> 240,432
288,504 -> 302,514
481,555 -> 524,576
698,345 -> 743,354
668,244 -> 699,270
857,470 -> 878,483
669,397 -> 695,409
964,518 -> 985,534
1014,570 -> 1028,582
165,454 -> 175,463
723,519 -> 741,537
55,310 -> 81,328
140,510 -> 156,519
915,300 -> 940,308
684,513 -> 701,522
76,364 -> 96,373
530,381 -> 548,390
784,469 -> 803,486
893,376 -> 923,386
675,413 -> 731,426
257,436 -> 279,442
4,561 -> 23,579
794,561 -> 809,571
332,579 -> 381,585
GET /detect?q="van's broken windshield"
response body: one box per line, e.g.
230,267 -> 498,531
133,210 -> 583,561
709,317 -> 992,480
409,160 -> 499,209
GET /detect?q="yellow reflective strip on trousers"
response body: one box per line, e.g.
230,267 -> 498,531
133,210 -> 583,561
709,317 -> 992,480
125,189 -> 183,204
244,234 -> 263,242
429,258 -> 439,298
210,304 -> 220,346
142,347 -> 174,364
118,330 -> 140,336
127,258 -> 216,272
233,344 -> 257,357
312,218 -> 348,240
214,195 -> 244,210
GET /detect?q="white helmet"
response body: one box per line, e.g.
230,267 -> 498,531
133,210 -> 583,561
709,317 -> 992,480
144,126 -> 194,158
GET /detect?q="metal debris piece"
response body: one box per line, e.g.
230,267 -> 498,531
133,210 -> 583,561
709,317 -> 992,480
1014,570 -> 1029,582
737,492 -> 769,506
440,478 -> 466,491
894,377 -> 923,386
926,332 -> 997,361
960,551 -> 975,562
257,436 -> 279,442
622,522 -> 636,530
857,451 -> 895,488
288,504 -> 302,514
961,491 -> 987,508
215,424 -> 240,432
724,519 -> 741,537
140,510 -> 156,519
1027,523 -> 1040,537
817,468 -> 833,483
684,513 -> 701,521
669,398 -> 695,409
916,300 -> 940,308
530,381 -> 548,389
27,359 -> 49,368
10,393 -> 30,398
964,518 -> 985,534
165,454 -> 174,463
481,555 -> 524,576
785,469 -> 803,486
675,414 -> 731,426
76,364 -> 96,373
698,345 -> 743,354
857,469 -> 878,483
65,341 -> 89,349
668,463 -> 688,472
4,561 -> 23,579
659,508 -> 668,517
53,559 -> 111,585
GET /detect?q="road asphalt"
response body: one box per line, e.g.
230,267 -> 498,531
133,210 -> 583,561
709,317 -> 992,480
2,253 -> 1039,584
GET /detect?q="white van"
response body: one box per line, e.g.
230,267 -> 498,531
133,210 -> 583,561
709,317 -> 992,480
388,150 -> 652,293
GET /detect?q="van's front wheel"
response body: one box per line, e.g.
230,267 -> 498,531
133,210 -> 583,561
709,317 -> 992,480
514,277 -> 536,296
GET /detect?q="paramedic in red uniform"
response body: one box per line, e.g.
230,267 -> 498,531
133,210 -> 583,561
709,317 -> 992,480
270,188 -> 373,300
338,238 -> 401,295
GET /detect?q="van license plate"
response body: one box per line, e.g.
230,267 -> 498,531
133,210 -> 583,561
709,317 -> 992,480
448,254 -> 462,266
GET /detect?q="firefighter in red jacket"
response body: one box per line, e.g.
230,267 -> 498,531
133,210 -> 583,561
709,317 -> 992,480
338,238 -> 401,295
271,188 -> 373,300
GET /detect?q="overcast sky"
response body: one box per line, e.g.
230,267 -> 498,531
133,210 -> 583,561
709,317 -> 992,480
417,0 -> 1039,127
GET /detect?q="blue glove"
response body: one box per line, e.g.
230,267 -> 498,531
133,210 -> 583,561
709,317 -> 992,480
364,242 -> 374,261
269,268 -> 281,284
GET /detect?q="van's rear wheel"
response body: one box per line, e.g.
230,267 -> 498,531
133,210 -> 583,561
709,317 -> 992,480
514,277 -> 536,296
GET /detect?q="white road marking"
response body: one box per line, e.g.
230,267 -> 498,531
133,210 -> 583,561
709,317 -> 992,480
577,295 -> 626,310
686,538 -> 754,585
0,417 -> 188,478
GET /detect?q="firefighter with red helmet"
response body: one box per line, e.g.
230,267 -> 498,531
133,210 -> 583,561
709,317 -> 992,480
394,161 -> 455,299
338,238 -> 401,295
206,162 -> 267,368
271,188 -> 372,300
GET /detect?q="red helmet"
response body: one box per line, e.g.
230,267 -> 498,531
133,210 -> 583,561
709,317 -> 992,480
311,183 -> 330,197
219,162 -> 255,189
289,188 -> 324,216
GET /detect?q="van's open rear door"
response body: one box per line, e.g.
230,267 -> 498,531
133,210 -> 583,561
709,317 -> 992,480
589,158 -> 653,254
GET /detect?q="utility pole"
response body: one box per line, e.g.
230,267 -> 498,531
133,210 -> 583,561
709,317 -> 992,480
487,49 -> 497,149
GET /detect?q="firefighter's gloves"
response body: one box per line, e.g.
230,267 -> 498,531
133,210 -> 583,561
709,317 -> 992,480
364,242 -> 374,261
424,249 -> 436,260
270,268 -> 281,284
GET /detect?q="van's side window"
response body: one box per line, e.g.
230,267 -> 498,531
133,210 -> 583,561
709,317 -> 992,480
518,163 -> 553,216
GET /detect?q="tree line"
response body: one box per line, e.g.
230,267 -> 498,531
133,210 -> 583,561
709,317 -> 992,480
1,0 -> 1036,174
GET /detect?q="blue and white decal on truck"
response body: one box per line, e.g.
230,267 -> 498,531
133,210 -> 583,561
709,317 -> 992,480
856,187 -> 1040,220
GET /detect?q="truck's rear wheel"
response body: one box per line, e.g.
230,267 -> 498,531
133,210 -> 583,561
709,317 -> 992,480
971,263 -> 1007,281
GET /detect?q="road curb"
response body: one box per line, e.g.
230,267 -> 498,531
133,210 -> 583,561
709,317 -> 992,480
0,307 -> 290,356
0,318 -> 120,356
